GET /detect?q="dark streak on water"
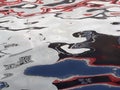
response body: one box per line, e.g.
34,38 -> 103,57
0,20 -> 9,23
54,8 -> 116,20
0,26 -> 46,31
5,4 -> 38,9
111,22 -> 120,25
24,21 -> 38,25
44,0 -> 76,6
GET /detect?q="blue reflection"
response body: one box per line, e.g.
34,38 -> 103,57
74,85 -> 120,90
24,59 -> 119,78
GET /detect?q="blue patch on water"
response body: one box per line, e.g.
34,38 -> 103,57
73,85 -> 120,90
0,82 -> 9,89
24,59 -> 119,78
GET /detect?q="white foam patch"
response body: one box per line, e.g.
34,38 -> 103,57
61,45 -> 90,54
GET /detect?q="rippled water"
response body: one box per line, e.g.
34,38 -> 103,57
0,0 -> 120,90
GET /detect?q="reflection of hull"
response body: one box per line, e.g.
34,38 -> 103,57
53,74 -> 120,90
48,31 -> 120,67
